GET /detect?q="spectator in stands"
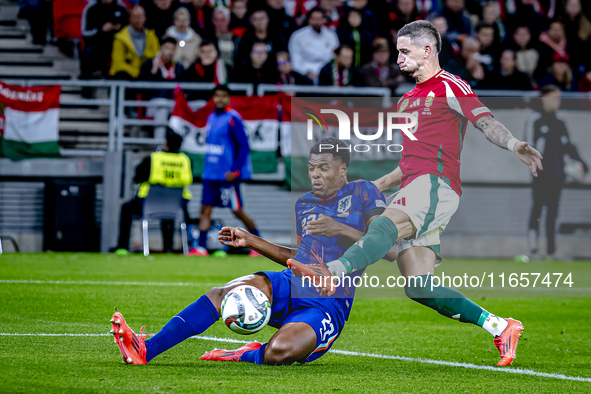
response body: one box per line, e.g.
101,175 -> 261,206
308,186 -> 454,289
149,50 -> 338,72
526,85 -> 588,258
369,0 -> 398,39
235,9 -> 286,69
189,0 -> 214,38
359,37 -> 405,94
476,23 -> 499,74
341,0 -> 378,36
288,7 -> 339,82
446,37 -> 484,85
182,40 -> 229,84
539,52 -> 579,91
431,15 -> 458,69
561,0 -> 591,75
318,44 -> 358,87
138,36 -> 184,139
536,20 -> 568,80
431,0 -> 472,40
140,0 -> 180,39
316,0 -> 342,29
275,51 -> 313,85
110,5 -> 160,80
480,48 -> 532,90
511,25 -> 540,82
337,8 -> 376,68
391,0 -> 421,32
235,41 -> 278,86
80,0 -> 129,80
265,0 -> 297,40
211,7 -> 237,69
193,85 -> 261,257
165,7 -> 202,69
505,0 -> 553,37
114,129 -> 193,255
481,1 -> 506,44
22,0 -> 52,45
230,0 -> 249,37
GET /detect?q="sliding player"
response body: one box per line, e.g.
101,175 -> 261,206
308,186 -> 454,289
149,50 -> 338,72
110,137 -> 397,365
288,20 -> 543,367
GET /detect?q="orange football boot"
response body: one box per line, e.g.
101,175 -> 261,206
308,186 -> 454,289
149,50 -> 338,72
200,342 -> 262,362
110,308 -> 151,365
494,318 -> 524,366
287,258 -> 335,296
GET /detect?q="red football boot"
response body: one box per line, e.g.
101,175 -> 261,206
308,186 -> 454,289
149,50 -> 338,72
494,318 -> 524,366
200,342 -> 262,362
110,308 -> 151,365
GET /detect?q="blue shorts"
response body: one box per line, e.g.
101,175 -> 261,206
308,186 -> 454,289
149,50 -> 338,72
256,269 -> 346,363
201,180 -> 243,210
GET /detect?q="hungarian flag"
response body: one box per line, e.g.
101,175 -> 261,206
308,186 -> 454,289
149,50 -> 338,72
0,81 -> 61,160
169,90 -> 279,177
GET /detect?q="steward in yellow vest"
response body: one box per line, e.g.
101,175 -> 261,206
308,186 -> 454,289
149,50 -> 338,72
114,129 -> 193,254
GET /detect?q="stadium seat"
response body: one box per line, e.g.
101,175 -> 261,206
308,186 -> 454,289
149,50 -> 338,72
140,186 -> 188,256
52,0 -> 87,59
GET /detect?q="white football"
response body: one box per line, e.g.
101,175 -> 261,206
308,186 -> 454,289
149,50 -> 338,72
221,285 -> 272,335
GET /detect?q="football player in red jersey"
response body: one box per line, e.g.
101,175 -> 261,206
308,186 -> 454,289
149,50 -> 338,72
289,20 -> 542,367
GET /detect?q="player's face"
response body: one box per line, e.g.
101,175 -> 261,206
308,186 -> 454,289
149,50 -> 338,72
308,153 -> 347,198
396,36 -> 423,78
213,90 -> 230,108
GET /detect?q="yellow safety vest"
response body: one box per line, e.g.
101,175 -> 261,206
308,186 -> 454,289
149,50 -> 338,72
137,151 -> 193,199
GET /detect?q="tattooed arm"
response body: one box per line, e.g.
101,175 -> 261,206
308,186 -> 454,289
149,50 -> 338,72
474,115 -> 544,177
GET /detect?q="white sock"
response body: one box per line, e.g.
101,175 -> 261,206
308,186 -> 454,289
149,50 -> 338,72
482,314 -> 508,337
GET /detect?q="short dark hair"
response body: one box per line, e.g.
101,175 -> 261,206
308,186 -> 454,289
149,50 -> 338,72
160,35 -> 178,46
476,23 -> 494,33
307,7 -> 325,20
212,84 -> 231,95
166,127 -> 183,153
309,137 -> 350,167
200,39 -> 216,49
398,20 -> 442,54
541,84 -> 561,96
334,44 -> 353,56
501,48 -> 516,60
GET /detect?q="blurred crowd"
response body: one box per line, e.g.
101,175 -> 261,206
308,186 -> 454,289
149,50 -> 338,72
19,0 -> 591,92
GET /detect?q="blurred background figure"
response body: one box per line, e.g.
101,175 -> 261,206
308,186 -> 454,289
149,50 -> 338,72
140,0 -> 180,39
114,129 -> 193,255
337,7 -> 376,68
181,40 -> 229,99
193,85 -> 260,257
235,41 -> 278,86
480,48 -> 532,90
138,35 -> 184,140
210,7 -> 238,69
359,37 -> 405,94
165,7 -> 202,69
539,53 -> 578,91
80,0 -> 128,80
189,0 -> 214,38
229,0 -> 249,37
235,9 -> 286,69
289,7 -> 339,82
318,44 -> 357,87
525,85 -> 588,258
275,51 -> 313,85
510,25 -> 540,85
110,5 -> 160,80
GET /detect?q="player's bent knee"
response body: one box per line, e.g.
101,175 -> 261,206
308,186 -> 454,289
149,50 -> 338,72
263,340 -> 303,365
205,286 -> 226,309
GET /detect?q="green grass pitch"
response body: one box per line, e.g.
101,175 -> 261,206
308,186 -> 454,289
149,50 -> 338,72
1,253 -> 590,393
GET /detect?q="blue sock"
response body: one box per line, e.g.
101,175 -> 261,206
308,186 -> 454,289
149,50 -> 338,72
145,295 -> 219,362
198,230 -> 208,249
239,343 -> 267,364
250,228 -> 260,237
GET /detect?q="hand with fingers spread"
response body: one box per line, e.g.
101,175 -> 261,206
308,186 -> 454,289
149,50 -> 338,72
513,141 -> 544,177
218,226 -> 251,248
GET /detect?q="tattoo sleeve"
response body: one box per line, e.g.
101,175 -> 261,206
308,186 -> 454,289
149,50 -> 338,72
474,115 -> 515,150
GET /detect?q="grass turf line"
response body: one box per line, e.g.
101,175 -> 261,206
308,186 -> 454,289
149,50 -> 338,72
1,253 -> 590,393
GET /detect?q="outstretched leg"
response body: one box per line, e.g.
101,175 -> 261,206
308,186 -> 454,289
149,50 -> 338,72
398,246 -> 523,366
112,274 -> 273,364
232,208 -> 259,236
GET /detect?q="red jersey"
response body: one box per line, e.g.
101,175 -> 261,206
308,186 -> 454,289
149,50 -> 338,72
397,70 -> 493,196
